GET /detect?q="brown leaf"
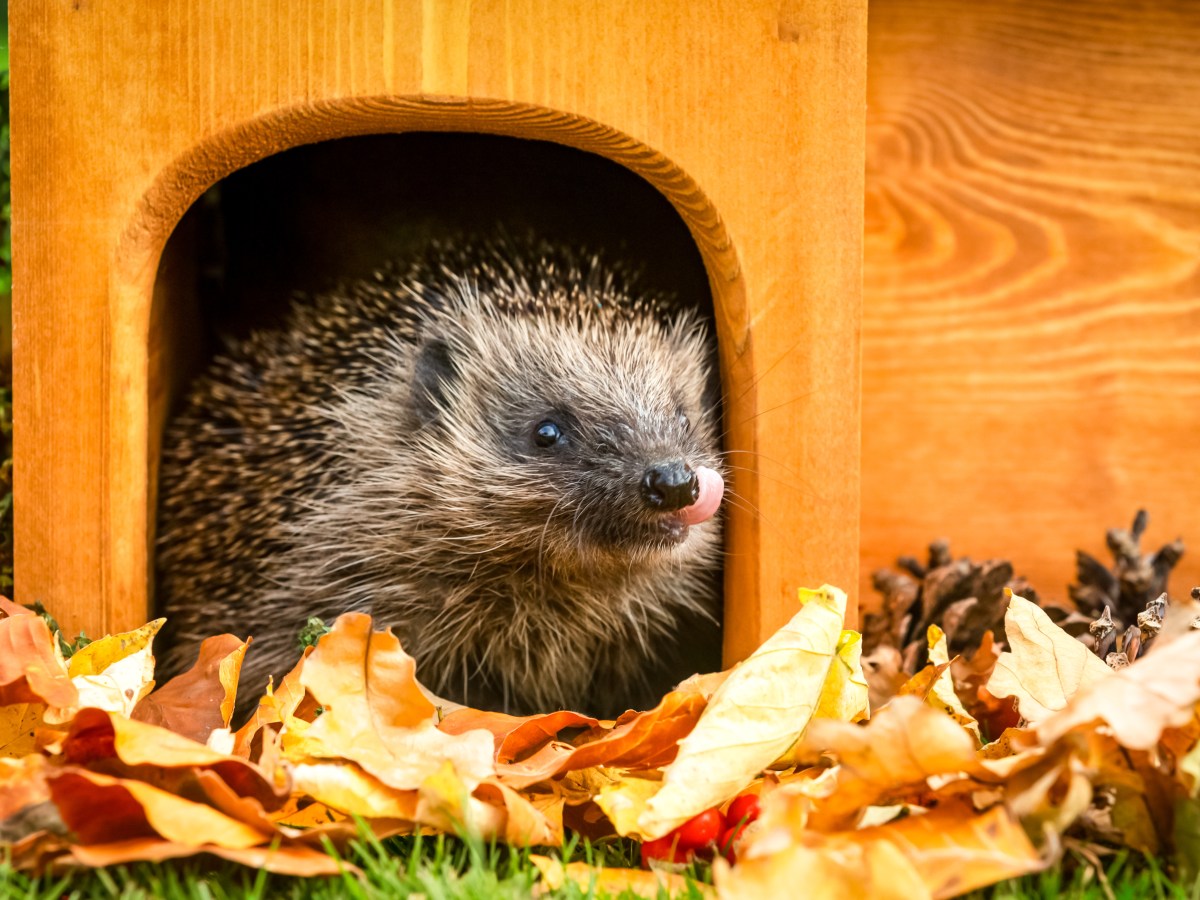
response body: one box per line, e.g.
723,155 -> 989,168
0,611 -> 77,708
794,696 -> 986,826
133,634 -> 249,742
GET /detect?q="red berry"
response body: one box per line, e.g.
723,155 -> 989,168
725,793 -> 761,827
640,833 -> 691,868
673,807 -> 725,850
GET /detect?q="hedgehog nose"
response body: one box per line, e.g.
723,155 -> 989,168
640,462 -> 700,511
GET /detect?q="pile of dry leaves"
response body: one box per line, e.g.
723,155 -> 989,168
4,585 -> 1200,898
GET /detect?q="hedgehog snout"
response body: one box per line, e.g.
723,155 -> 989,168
639,461 -> 699,511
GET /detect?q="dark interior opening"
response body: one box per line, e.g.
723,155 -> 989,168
172,132 -> 716,355
155,132 -> 723,712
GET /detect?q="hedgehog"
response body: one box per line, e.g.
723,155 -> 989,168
155,234 -> 725,717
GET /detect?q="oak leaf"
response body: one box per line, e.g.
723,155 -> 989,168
986,592 -> 1112,723
1036,629 -> 1200,751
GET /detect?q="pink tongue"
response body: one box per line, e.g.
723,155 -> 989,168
679,466 -> 724,526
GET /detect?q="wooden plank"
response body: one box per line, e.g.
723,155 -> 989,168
863,0 -> 1200,608
11,0 -> 865,656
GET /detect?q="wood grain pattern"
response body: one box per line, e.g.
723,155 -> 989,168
10,1 -> 866,660
863,0 -> 1200,608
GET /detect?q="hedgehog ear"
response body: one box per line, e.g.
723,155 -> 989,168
413,339 -> 459,425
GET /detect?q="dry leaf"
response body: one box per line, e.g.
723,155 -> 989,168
812,630 -> 870,723
288,614 -> 495,792
926,625 -> 981,741
638,586 -> 848,838
562,689 -> 706,773
231,647 -> 313,760
0,703 -> 44,759
716,832 -> 931,900
68,837 -> 351,876
133,634 -> 249,742
531,855 -> 713,899
1037,630 -> 1200,751
290,761 -> 420,820
848,803 -> 1044,898
439,708 -> 598,761
987,592 -> 1112,723
0,612 -> 76,708
794,696 -> 986,826
47,767 -> 272,848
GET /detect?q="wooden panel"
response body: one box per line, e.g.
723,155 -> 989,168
10,1 -> 866,655
863,0 -> 1200,608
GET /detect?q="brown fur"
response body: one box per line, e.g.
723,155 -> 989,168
156,236 -> 722,716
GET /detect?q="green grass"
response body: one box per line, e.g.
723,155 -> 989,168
0,829 -> 710,900
3,830 -> 1198,900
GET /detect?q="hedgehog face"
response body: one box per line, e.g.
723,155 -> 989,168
407,296 -> 724,575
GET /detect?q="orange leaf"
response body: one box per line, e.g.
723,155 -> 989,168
440,708 -> 598,761
848,803 -> 1044,898
133,634 -> 249,742
68,837 -> 351,876
562,689 -> 707,772
231,646 -> 313,759
290,614 -> 494,792
47,767 -> 273,848
62,708 -> 284,809
0,755 -> 53,840
0,612 -> 77,708
716,834 -> 929,900
474,779 -> 564,846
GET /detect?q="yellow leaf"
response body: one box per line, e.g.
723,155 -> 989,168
531,855 -> 713,899
986,592 -> 1112,722
813,630 -> 870,723
926,625 -> 981,742
637,585 -> 847,839
290,761 -> 419,820
595,774 -> 661,836
0,703 -> 43,759
68,619 -> 164,678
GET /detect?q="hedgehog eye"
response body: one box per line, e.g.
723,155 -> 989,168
533,420 -> 563,448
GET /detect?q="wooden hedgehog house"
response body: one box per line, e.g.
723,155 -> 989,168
10,2 -> 867,668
